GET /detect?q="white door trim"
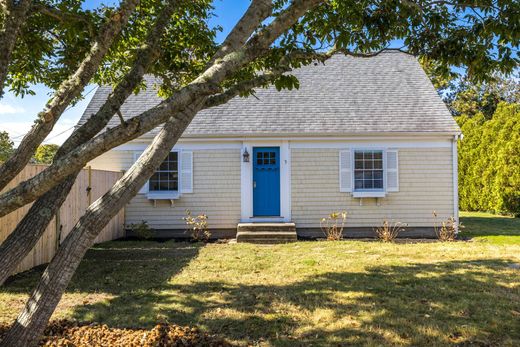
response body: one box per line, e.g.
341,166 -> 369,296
240,140 -> 291,222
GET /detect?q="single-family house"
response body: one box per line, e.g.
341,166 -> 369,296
80,51 -> 461,241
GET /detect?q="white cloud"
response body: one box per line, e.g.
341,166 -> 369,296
0,103 -> 24,115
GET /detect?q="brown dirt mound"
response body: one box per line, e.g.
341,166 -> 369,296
0,320 -> 232,346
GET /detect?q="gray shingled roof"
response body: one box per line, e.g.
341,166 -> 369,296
79,51 -> 460,138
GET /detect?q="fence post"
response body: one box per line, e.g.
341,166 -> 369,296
55,207 -> 61,251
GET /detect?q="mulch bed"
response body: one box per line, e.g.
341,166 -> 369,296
0,320 -> 232,346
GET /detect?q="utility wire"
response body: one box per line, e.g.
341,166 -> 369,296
7,85 -> 98,143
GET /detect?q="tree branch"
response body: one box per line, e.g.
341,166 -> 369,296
0,0 -> 181,286
32,2 -> 96,36
0,0 -> 32,98
211,0 -> 273,62
0,0 -> 323,217
0,0 -> 139,191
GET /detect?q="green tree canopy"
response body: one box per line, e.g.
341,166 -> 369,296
33,144 -> 60,164
0,131 -> 14,162
446,74 -> 519,118
458,102 -> 520,216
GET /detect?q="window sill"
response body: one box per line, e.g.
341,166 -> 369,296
352,191 -> 386,198
146,191 -> 180,200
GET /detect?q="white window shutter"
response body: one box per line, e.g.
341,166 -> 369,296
133,151 -> 149,194
386,150 -> 399,192
180,150 -> 193,193
339,150 -> 352,192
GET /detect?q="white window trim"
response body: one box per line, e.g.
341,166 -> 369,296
134,150 -> 183,200
351,148 -> 386,197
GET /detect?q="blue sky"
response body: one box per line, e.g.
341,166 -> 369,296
0,0 -> 250,145
0,1 -> 429,145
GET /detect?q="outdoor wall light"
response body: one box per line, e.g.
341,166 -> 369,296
242,148 -> 250,162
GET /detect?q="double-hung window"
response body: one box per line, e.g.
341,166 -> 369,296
354,150 -> 384,191
149,152 -> 179,192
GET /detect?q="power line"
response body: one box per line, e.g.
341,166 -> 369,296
42,125 -> 75,144
7,85 -> 98,142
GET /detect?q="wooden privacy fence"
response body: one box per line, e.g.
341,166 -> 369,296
0,165 -> 125,274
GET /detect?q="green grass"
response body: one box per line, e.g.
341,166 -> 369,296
460,211 -> 520,244
1,214 -> 519,346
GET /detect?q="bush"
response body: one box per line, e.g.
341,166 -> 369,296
183,210 -> 210,241
433,212 -> 462,241
457,102 -> 520,216
128,220 -> 155,240
374,220 -> 406,242
320,211 -> 347,240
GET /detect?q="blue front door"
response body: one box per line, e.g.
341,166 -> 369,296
253,147 -> 280,216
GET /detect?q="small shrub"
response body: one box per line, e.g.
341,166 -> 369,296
375,220 -> 406,242
183,210 -> 210,241
433,211 -> 463,241
320,211 -> 347,240
128,220 -> 155,240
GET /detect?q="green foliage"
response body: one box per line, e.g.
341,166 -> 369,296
458,103 -> 520,216
4,0 -> 520,98
33,144 -> 59,164
446,74 -> 520,118
128,220 -> 155,240
0,131 -> 14,162
5,0 -> 217,98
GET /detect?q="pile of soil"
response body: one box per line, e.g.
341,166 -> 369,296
0,320 -> 232,346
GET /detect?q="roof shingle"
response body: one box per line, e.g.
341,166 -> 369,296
79,51 -> 460,137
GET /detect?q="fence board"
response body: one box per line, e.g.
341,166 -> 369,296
0,165 -> 124,274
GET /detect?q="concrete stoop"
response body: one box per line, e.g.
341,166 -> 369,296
236,223 -> 297,244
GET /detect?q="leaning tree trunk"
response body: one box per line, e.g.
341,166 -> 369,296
1,2 -> 318,343
0,177 -> 75,284
0,0 -> 139,191
0,0 -> 319,217
0,100 -> 204,347
0,0 -> 179,286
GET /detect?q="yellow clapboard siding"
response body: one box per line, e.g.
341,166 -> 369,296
291,148 -> 454,228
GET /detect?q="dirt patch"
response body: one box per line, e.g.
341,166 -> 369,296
0,320 -> 232,346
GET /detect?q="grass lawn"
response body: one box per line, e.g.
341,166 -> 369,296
460,211 -> 520,245
0,212 -> 519,346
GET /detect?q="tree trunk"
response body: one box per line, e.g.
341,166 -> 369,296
0,2 -> 320,343
0,100 -> 204,347
0,0 -> 139,191
0,177 -> 75,285
0,0 -> 320,216
0,0 -> 179,285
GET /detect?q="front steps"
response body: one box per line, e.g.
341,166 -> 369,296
236,223 -> 297,244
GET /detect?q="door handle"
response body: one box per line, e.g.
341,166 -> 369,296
253,181 -> 256,188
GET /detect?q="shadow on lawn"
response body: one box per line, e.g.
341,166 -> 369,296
64,256 -> 519,346
2,241 -> 203,326
460,213 -> 520,238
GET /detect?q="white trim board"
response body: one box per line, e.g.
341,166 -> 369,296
240,140 -> 291,223
115,142 -> 242,151
452,135 -> 459,231
290,140 -> 451,149
116,139 -> 452,151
